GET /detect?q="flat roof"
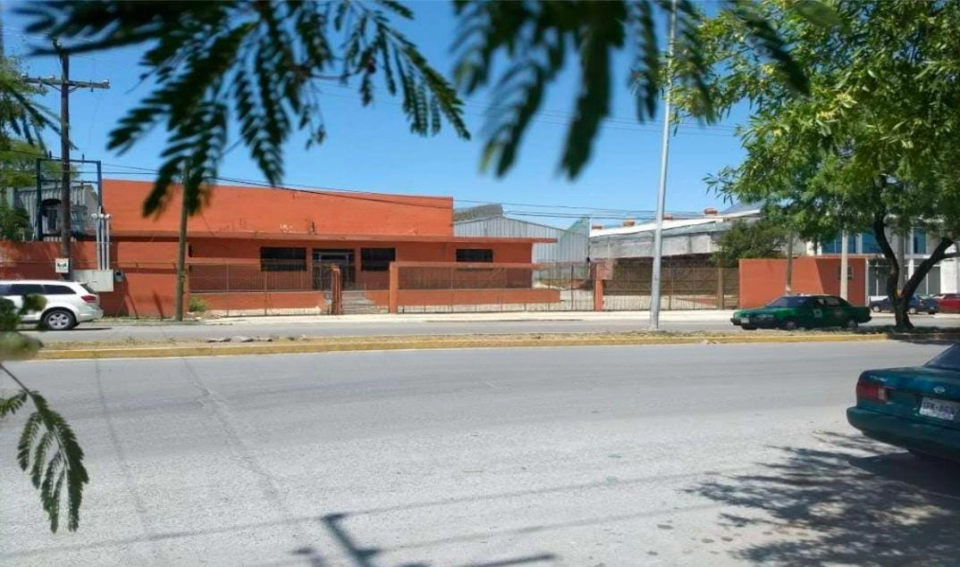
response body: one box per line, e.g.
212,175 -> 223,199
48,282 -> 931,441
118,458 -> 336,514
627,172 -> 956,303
112,230 -> 555,244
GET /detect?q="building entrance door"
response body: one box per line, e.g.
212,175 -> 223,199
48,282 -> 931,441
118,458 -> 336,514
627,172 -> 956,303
313,249 -> 355,290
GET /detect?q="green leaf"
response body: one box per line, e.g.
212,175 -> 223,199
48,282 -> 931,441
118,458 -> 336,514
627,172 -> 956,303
0,391 -> 28,417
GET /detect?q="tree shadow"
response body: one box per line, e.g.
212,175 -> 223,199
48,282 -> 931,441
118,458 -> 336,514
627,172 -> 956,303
687,431 -> 960,566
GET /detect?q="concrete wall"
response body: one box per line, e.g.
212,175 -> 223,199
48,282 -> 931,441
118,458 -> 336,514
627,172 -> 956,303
739,257 -> 868,308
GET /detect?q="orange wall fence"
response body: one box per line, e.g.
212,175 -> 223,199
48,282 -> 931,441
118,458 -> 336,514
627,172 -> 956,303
383,262 -> 562,313
739,256 -> 868,308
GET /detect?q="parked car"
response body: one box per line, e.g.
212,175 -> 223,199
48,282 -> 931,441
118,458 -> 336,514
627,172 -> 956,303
936,293 -> 960,313
848,343 -> 960,462
730,294 -> 871,331
0,280 -> 103,330
868,295 -> 938,314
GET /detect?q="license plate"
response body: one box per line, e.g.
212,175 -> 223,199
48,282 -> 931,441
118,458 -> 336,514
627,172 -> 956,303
919,397 -> 960,421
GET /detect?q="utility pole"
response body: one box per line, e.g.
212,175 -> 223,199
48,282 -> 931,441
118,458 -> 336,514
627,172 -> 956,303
785,234 -> 794,295
174,168 -> 189,322
649,0 -> 678,331
22,41 -> 109,280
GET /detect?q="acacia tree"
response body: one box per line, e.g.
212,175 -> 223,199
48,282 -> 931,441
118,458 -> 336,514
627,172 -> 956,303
2,0 -> 833,532
16,0 -> 824,215
675,0 -> 960,329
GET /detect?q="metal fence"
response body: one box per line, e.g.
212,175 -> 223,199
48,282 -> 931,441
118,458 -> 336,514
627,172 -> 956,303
601,257 -> 738,310
393,261 -> 594,313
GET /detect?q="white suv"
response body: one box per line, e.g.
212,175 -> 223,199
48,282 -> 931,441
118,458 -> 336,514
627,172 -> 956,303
0,280 -> 104,331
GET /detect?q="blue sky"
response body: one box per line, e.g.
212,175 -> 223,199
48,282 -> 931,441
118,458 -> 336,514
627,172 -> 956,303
4,1 -> 750,227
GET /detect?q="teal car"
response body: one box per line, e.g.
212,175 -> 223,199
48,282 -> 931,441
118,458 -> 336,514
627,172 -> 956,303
848,344 -> 960,462
731,294 -> 872,331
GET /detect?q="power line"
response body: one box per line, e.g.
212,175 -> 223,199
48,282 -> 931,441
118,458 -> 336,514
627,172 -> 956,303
99,161 -> 703,218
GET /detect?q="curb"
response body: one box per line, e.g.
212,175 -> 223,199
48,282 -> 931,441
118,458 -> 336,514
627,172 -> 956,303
31,331 -> 955,361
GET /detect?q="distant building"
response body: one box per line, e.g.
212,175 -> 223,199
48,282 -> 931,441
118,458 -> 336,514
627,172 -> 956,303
6,183 -> 100,241
813,229 -> 957,297
588,203 -> 764,261
454,206 -> 590,265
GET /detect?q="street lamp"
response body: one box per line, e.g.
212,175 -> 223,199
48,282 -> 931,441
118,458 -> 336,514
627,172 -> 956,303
649,0 -> 678,331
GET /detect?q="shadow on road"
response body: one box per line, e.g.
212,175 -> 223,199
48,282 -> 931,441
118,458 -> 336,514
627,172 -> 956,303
286,513 -> 556,567
687,431 -> 960,565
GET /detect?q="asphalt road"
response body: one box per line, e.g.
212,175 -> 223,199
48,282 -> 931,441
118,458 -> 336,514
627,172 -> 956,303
23,313 -> 960,344
3,343 -> 960,566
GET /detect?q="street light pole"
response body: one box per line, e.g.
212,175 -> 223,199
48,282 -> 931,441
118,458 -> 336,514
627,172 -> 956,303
649,0 -> 678,331
840,230 -> 849,300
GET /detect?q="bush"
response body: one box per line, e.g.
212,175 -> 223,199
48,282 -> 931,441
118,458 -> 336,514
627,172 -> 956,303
188,296 -> 208,313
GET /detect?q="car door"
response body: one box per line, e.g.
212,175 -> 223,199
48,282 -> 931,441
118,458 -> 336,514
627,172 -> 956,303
822,296 -> 846,326
9,283 -> 46,322
807,297 -> 829,328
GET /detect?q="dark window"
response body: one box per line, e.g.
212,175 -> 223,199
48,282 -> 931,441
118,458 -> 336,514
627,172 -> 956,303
766,296 -> 811,308
861,232 -> 881,254
456,249 -> 494,263
43,284 -> 76,295
913,229 -> 927,255
10,284 -> 45,296
821,235 -> 857,254
260,247 -> 306,272
0,284 -> 11,296
41,199 -> 60,234
926,344 -> 960,371
360,248 -> 396,272
823,296 -> 842,307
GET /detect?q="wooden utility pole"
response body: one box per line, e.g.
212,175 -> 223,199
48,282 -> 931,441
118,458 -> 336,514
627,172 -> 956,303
174,169 -> 189,321
22,41 -> 109,280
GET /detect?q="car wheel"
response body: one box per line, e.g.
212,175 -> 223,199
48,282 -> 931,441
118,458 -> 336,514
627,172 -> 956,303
909,307 -> 918,315
845,319 -> 859,331
871,305 -> 881,313
42,309 -> 76,331
783,319 -> 799,331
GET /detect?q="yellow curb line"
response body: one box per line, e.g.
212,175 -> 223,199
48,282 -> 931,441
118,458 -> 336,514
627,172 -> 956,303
31,331 -> 944,361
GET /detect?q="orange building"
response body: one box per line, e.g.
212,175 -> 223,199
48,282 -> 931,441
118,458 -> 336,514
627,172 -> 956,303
0,180 -> 557,317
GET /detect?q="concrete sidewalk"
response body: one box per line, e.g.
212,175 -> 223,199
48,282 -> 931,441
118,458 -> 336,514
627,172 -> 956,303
202,310 -> 738,326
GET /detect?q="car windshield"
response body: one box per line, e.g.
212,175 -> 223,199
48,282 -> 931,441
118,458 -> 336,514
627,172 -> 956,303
925,344 -> 960,371
765,296 -> 808,308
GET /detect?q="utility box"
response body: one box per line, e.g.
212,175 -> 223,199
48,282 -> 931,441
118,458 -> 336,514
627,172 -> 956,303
73,269 -> 116,293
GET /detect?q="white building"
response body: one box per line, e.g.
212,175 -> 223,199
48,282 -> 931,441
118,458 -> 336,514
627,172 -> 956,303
813,229 -> 959,298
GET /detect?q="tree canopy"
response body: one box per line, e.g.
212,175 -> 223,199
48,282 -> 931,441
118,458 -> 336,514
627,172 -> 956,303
18,0 -> 825,217
677,0 -> 960,328
711,218 -> 787,268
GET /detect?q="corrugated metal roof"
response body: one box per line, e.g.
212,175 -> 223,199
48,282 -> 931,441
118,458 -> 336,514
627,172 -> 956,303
590,218 -> 720,238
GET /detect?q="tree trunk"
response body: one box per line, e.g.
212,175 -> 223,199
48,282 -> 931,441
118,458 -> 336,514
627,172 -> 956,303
872,212 -> 910,330
873,210 -> 954,330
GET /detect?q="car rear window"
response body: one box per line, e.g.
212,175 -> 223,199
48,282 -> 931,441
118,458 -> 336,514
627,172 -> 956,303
766,296 -> 809,308
80,283 -> 97,295
925,345 -> 960,371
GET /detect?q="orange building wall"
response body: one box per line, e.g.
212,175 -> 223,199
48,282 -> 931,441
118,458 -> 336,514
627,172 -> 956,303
187,238 -> 535,291
739,257 -> 868,308
103,180 -> 454,237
